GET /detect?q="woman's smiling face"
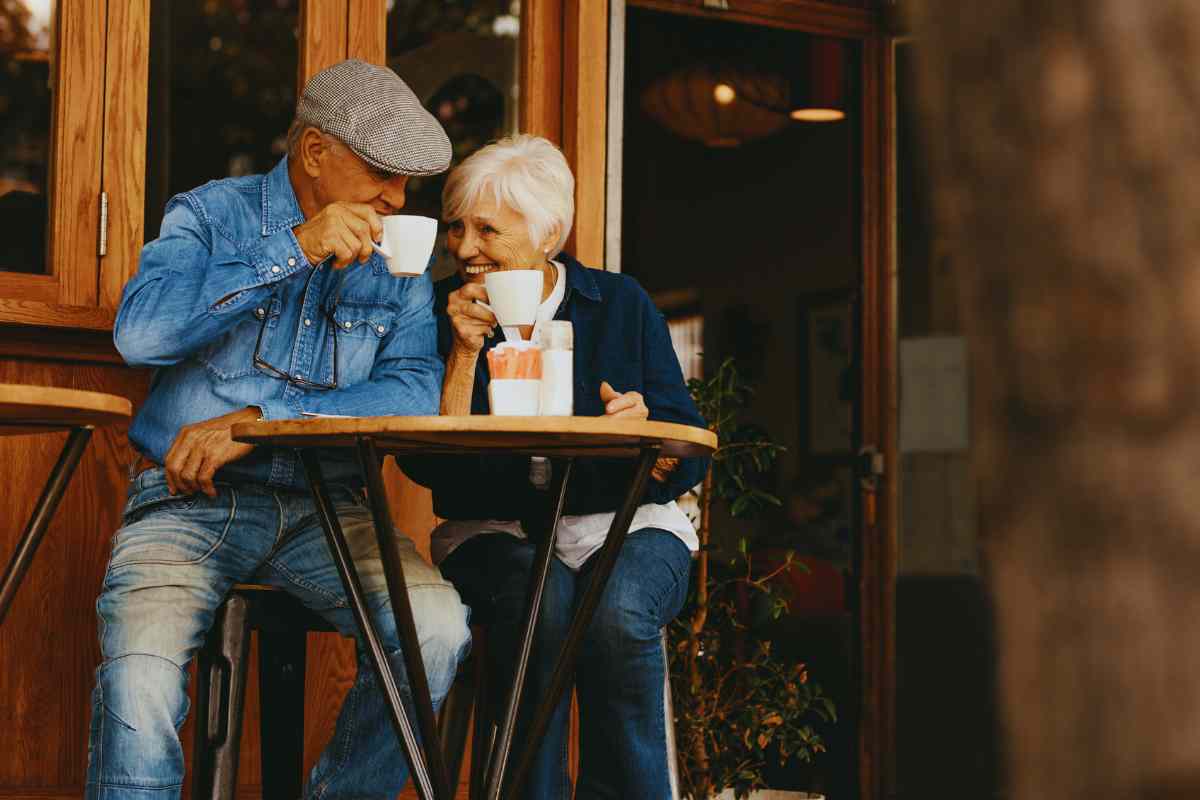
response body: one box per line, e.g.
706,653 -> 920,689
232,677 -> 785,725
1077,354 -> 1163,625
445,197 -> 548,285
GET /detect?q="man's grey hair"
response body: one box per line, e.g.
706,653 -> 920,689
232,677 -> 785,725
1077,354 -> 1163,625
286,118 -> 345,160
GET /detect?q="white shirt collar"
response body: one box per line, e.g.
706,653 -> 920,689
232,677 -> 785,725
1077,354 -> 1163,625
535,261 -> 566,323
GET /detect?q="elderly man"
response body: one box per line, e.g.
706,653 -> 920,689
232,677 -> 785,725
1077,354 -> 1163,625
86,60 -> 470,800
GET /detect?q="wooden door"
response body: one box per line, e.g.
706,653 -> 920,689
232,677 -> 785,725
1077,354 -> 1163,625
615,2 -> 895,798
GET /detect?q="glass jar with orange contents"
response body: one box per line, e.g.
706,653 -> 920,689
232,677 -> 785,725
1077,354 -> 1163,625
486,341 -> 542,415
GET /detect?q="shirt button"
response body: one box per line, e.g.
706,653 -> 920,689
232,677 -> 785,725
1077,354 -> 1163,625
376,325 -> 386,334
344,321 -> 352,329
287,257 -> 296,267
271,265 -> 281,274
304,318 -> 312,327
255,308 -> 265,318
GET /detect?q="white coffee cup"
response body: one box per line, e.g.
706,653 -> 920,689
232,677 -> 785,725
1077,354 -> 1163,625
480,269 -> 544,326
372,215 -> 438,276
488,379 -> 542,415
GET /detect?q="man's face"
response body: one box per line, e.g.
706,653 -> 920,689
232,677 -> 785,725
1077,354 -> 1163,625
313,138 -> 410,215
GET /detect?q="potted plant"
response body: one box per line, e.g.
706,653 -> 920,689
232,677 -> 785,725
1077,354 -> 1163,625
670,358 -> 837,800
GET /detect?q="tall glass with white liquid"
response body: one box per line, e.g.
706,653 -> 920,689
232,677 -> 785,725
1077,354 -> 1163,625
534,320 -> 574,416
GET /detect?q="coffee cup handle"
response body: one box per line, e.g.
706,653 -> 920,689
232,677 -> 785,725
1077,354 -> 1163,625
371,239 -> 392,258
475,300 -> 521,342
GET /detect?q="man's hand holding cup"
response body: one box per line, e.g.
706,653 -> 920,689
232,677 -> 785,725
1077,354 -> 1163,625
293,201 -> 383,269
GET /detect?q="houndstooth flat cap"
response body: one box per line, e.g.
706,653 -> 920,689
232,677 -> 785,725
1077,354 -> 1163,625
296,59 -> 451,176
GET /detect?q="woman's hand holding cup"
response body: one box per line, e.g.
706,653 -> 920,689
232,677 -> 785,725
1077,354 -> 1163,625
447,282 -> 498,355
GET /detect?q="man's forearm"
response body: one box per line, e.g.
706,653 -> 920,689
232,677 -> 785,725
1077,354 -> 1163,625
441,347 -> 479,415
116,197 -> 314,368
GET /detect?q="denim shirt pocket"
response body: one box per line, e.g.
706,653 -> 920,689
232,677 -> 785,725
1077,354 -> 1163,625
331,302 -> 395,386
198,295 -> 281,380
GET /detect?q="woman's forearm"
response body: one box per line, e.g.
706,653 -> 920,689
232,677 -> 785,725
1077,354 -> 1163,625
441,347 -> 480,415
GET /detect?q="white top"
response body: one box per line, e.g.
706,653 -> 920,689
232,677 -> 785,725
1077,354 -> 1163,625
430,262 -> 699,570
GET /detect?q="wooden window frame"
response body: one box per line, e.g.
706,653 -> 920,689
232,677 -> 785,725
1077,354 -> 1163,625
0,0 -> 607,333
0,0 -> 149,331
0,0 -> 120,330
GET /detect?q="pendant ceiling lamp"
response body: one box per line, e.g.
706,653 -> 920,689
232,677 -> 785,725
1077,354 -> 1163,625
789,36 -> 847,122
640,63 -> 790,148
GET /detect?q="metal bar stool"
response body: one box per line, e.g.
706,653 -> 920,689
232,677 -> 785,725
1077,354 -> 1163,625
195,585 -> 486,800
192,584 -> 335,800
436,624 -> 491,798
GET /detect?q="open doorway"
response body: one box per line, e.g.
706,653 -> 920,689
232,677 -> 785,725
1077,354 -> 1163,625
618,6 -> 865,797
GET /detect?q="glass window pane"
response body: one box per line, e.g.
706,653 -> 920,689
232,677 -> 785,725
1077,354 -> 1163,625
0,0 -> 54,275
145,0 -> 299,239
387,0 -> 520,279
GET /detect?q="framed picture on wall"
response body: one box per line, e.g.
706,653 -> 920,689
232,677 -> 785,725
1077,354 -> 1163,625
797,289 -> 860,459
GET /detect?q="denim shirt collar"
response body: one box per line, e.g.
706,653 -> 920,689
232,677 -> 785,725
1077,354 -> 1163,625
558,252 -> 601,304
261,156 -> 306,236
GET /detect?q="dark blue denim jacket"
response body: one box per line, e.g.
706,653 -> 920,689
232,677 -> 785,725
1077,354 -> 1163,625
403,255 -> 709,518
114,157 -> 443,489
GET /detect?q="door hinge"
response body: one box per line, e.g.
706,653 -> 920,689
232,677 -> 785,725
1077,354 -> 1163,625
703,0 -> 730,9
859,445 -> 885,480
859,445 -> 885,527
98,191 -> 109,257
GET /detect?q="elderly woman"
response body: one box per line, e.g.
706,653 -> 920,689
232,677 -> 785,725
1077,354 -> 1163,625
406,134 -> 707,799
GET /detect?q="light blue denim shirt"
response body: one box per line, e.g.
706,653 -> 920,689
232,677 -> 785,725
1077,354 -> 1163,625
115,156 -> 443,490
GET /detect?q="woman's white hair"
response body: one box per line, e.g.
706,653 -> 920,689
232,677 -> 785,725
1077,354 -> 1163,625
442,134 -> 575,258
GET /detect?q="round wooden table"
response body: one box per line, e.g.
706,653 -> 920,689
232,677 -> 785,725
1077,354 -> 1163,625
0,383 -> 132,625
232,416 -> 716,800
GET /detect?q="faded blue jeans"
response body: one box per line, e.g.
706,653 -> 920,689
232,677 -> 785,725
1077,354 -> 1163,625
441,528 -> 691,800
85,467 -> 471,800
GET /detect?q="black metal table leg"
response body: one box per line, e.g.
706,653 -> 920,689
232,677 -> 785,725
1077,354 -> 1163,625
355,438 -> 453,800
0,426 -> 92,626
483,457 -> 575,800
299,450 -> 440,800
503,445 -> 661,800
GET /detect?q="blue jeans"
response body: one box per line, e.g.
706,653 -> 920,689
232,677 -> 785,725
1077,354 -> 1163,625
85,467 -> 471,800
441,528 -> 692,800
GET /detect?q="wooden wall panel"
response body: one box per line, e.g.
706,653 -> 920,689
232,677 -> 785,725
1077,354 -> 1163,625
0,359 -> 150,789
563,0 -> 609,266
521,0 -> 564,144
299,0 -> 349,86
47,0 -> 105,307
347,0 -> 387,65
100,0 -> 151,309
0,356 -> 453,799
0,301 -> 114,331
0,275 -> 55,305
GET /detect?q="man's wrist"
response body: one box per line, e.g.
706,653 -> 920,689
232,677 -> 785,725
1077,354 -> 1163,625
291,224 -> 317,267
449,345 -> 481,366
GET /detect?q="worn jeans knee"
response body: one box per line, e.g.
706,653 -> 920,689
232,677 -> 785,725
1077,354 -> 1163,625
86,654 -> 191,799
406,583 -> 472,702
